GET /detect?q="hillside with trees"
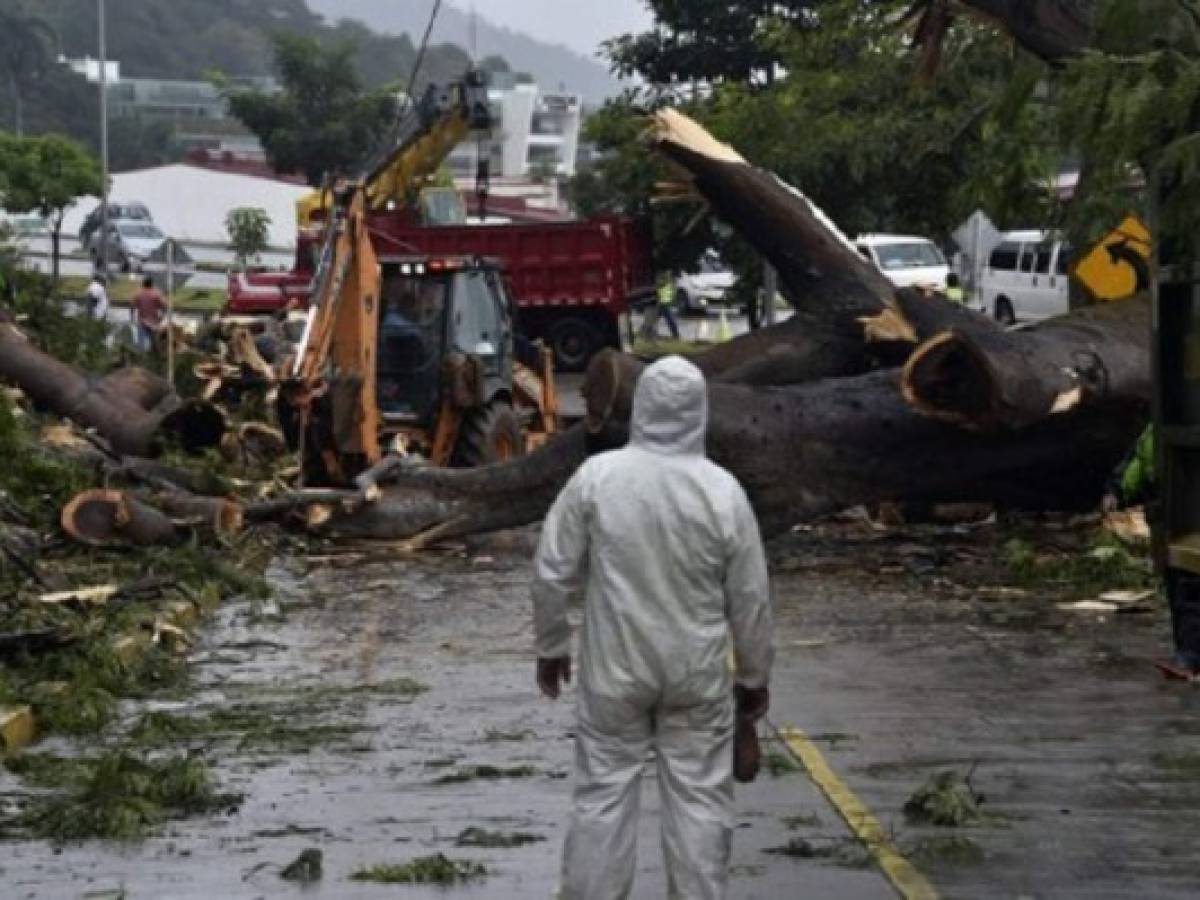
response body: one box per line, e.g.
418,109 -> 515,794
0,0 -> 486,171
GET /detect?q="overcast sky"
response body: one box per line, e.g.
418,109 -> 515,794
456,0 -> 654,58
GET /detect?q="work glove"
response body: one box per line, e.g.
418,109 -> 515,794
537,656 -> 571,699
733,684 -> 770,784
734,684 -> 770,722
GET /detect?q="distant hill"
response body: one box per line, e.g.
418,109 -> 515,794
39,0 -> 473,90
308,0 -> 622,103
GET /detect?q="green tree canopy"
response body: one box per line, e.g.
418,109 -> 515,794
226,33 -> 396,186
603,0 -> 818,86
0,3 -> 58,136
574,0 -> 1062,299
0,133 -> 103,280
225,207 -> 272,267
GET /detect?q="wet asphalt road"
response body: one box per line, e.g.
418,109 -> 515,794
4,521 -> 1199,898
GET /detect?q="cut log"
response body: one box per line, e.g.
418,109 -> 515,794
901,294 -> 1150,430
219,422 -> 288,468
0,324 -> 226,456
143,491 -> 244,535
61,489 -> 178,547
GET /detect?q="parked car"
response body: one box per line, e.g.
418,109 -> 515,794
974,230 -> 1071,325
855,234 -> 951,290
3,214 -> 48,250
84,219 -> 168,272
675,250 -> 736,314
78,201 -> 153,246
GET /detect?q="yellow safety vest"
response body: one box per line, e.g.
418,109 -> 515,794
658,281 -> 674,305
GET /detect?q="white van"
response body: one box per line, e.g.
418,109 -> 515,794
976,230 -> 1072,324
855,234 -> 950,291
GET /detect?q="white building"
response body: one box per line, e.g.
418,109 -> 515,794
61,164 -> 310,250
447,76 -> 582,180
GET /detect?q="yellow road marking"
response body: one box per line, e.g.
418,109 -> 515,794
777,725 -> 939,900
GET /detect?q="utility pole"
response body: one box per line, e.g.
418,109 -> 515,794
98,0 -> 109,275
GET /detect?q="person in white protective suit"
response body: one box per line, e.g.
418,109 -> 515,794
532,355 -> 774,900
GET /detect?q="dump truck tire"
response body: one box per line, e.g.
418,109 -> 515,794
548,317 -> 600,372
454,401 -> 526,467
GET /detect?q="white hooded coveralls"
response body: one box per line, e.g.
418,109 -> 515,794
533,355 -> 773,900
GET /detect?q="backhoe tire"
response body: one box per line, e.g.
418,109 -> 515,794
454,401 -> 526,467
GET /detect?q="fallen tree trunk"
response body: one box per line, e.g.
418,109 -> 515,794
313,288 -> 1149,542
647,110 -> 899,385
310,359 -> 1145,543
97,367 -> 175,412
0,324 -> 226,456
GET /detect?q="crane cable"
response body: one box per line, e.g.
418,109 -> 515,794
404,0 -> 444,104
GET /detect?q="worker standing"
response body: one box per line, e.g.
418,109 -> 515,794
1104,426 -> 1200,678
86,272 -> 109,322
656,271 -> 681,340
533,355 -> 773,899
132,276 -> 166,352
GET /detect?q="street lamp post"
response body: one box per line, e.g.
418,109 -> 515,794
98,0 -> 109,275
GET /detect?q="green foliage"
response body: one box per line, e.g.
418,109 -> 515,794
602,1 -> 815,85
703,5 -> 1059,238
1002,532 -> 1153,595
225,207 -> 272,266
5,1 -> 486,170
1057,1 -> 1200,244
903,770 -> 984,827
0,392 -> 94,526
225,33 -> 399,185
351,855 -> 488,885
0,133 -> 103,279
8,283 -> 117,372
577,1 -> 1061,291
11,751 -> 239,843
0,2 -> 57,135
432,764 -> 537,784
455,826 -> 545,848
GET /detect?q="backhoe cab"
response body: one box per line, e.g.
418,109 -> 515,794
375,255 -> 557,467
281,241 -> 558,486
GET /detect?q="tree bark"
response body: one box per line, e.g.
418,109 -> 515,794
954,0 -> 1096,63
647,109 -> 900,385
323,425 -> 592,541
61,489 -> 178,547
142,491 -> 244,535
901,294 -> 1150,430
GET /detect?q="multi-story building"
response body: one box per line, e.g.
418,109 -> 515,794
66,57 -> 274,160
447,74 -> 582,181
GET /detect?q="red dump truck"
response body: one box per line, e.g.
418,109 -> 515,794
227,214 -> 654,371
